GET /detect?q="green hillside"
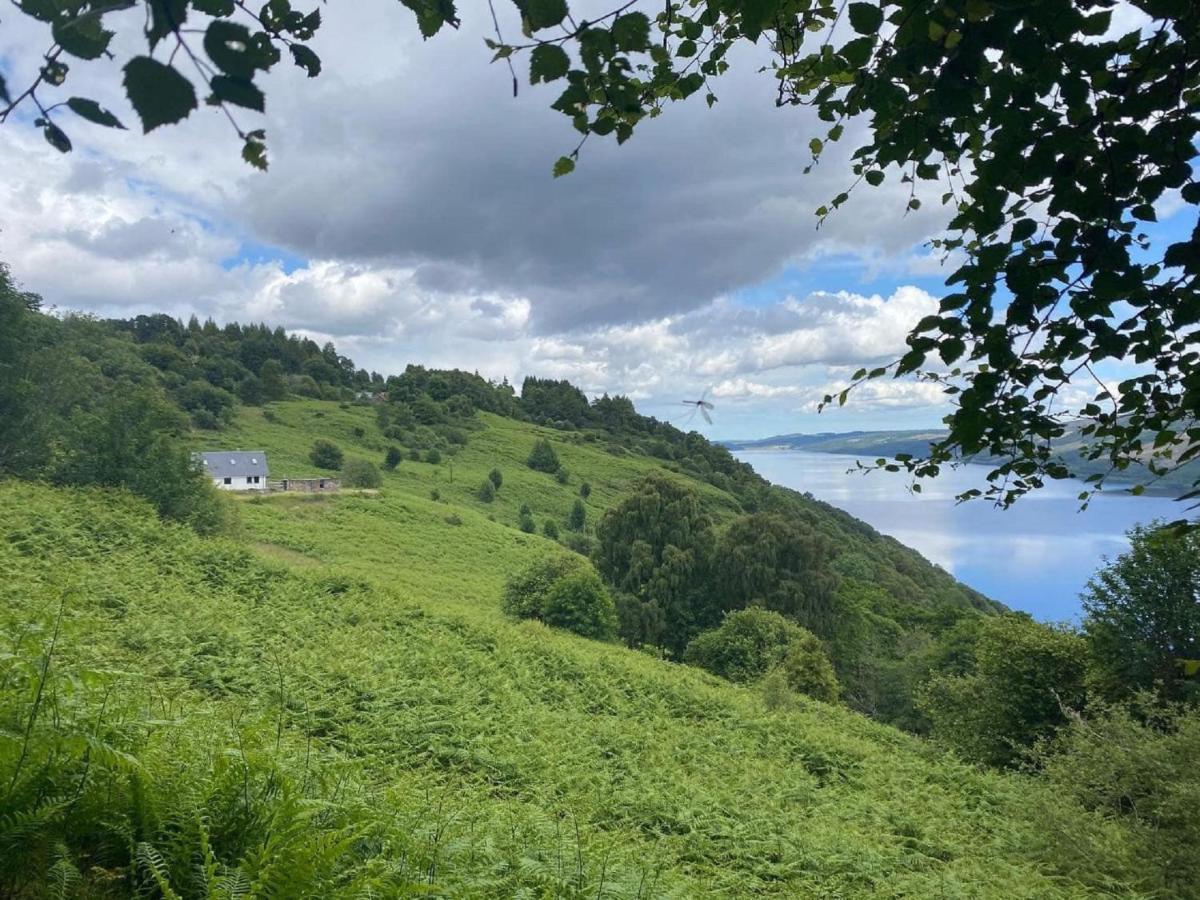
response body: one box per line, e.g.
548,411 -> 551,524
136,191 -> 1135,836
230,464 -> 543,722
0,475 -> 1128,897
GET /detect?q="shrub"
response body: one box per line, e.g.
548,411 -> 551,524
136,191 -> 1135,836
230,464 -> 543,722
408,448 -> 421,461
543,519 -> 560,540
425,448 -> 442,465
519,512 -> 537,533
684,608 -> 825,686
309,439 -> 343,470
501,556 -> 617,641
502,554 -> 586,620
519,503 -> 532,517
430,488 -> 440,502
352,426 -> 365,439
477,479 -> 495,502
383,446 -> 403,470
771,633 -> 840,703
542,569 -> 619,641
579,481 -> 592,499
555,468 -> 570,485
342,458 -> 381,489
568,498 -> 586,531
489,467 -> 503,489
444,513 -> 463,526
527,438 -> 560,473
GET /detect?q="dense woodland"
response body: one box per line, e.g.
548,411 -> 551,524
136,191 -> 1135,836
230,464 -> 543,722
2,265 -> 1199,896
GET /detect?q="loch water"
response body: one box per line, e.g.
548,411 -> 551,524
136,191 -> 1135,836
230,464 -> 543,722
736,450 -> 1190,621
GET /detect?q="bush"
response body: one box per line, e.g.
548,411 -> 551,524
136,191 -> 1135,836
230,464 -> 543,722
383,446 -> 403,470
309,439 -> 343,470
561,532 -> 594,557
430,488 -> 440,502
352,426 -> 365,439
444,513 -> 463,526
684,608 -> 822,685
917,616 -> 1088,767
527,438 -> 560,473
519,502 -> 532,517
489,467 -> 503,489
502,554 -> 587,620
519,512 -> 537,533
771,634 -> 840,703
542,570 -> 619,641
555,468 -> 570,485
477,479 -> 495,502
408,448 -> 421,461
501,556 -> 617,641
425,448 -> 442,465
342,458 -> 381,489
543,519 -> 560,539
579,481 -> 591,499
568,498 -> 586,531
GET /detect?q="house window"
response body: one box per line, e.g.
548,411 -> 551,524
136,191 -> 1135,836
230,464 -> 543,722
319,480 -> 325,488
246,477 -> 253,484
253,476 -> 260,484
223,477 -> 232,485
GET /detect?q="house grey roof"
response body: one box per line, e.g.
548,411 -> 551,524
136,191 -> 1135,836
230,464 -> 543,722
198,451 -> 269,478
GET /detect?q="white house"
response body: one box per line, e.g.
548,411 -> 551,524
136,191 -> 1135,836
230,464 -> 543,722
198,451 -> 270,491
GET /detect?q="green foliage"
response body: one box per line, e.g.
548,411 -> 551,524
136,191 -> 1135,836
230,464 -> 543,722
488,467 -> 503,489
684,607 -> 817,685
918,616 -> 1089,767
527,438 -> 560,473
541,568 -> 619,641
567,497 -> 586,531
772,634 -> 840,704
342,458 -> 381,488
579,481 -> 591,499
409,448 -> 422,461
502,553 -> 588,620
1082,523 -> 1200,702
518,511 -> 537,533
425,448 -> 443,465
309,439 -> 343,470
384,446 -> 403,470
1031,698 -> 1200,898
477,478 -> 496,502
542,518 -> 559,539
713,513 -> 840,636
595,473 -> 714,652
554,467 -> 570,484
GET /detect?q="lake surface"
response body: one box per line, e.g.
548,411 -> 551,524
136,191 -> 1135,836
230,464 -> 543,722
735,450 -> 1191,622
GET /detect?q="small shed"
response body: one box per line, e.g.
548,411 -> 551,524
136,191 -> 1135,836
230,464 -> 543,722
278,477 -> 340,493
198,451 -> 269,491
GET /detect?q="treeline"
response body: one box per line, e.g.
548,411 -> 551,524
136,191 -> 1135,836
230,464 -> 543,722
0,267 -> 227,532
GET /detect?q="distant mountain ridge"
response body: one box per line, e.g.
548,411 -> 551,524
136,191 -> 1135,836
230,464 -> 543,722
723,428 -> 1200,496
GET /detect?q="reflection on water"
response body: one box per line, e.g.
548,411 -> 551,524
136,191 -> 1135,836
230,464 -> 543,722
736,450 -> 1189,622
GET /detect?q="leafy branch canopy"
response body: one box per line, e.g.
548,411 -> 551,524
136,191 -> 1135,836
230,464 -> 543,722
3,0 -> 1199,506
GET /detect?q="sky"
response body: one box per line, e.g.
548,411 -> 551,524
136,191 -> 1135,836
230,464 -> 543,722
0,1 -> 1187,440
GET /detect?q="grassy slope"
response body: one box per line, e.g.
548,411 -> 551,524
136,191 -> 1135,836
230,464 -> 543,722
0,400 -> 1113,895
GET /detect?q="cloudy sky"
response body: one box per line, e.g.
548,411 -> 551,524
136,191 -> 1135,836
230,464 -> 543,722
0,1 -> 1180,439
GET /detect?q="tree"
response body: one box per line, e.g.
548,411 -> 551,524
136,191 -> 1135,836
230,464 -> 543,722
488,467 -> 503,489
543,519 -> 559,540
309,439 -> 343,470
342,458 -> 381,488
518,510 -> 537,533
237,374 -> 265,406
917,616 -> 1089,767
477,478 -> 496,502
579,482 -> 592,499
259,360 -> 289,400
527,439 -> 560,473
425,448 -> 442,465
713,513 -> 840,638
502,554 -> 588,620
567,498 -> 586,532
383,446 -> 403,471
1082,524 -> 1200,702
594,473 -> 715,651
683,608 -> 836,701
7,1 -> 1194,504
